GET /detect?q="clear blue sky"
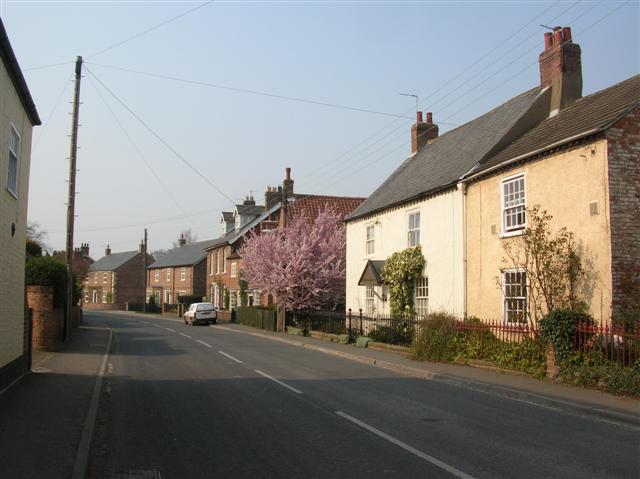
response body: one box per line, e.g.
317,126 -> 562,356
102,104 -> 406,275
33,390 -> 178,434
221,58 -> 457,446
2,1 -> 638,256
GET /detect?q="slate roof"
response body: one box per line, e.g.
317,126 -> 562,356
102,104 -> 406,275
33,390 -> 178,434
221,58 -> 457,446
473,74 -> 640,176
358,260 -> 386,286
236,204 -> 264,216
346,87 -> 542,221
148,239 -> 218,269
286,195 -> 365,223
89,251 -> 139,272
0,19 -> 40,125
205,203 -> 282,251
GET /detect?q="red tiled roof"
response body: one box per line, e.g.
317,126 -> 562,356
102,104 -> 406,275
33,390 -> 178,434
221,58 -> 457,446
286,194 -> 365,223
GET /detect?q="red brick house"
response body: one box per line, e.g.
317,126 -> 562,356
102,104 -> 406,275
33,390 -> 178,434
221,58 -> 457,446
205,169 -> 364,310
84,244 -> 152,309
53,242 -> 94,280
146,237 -> 217,306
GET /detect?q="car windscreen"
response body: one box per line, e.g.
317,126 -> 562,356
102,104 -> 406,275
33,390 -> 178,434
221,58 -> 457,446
196,304 -> 214,311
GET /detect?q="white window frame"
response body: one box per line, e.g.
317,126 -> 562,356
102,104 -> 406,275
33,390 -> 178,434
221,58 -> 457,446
502,269 -> 528,324
154,270 -> 159,282
6,125 -> 19,197
500,173 -> 526,237
103,272 -> 108,284
102,291 -> 108,303
180,267 -> 186,281
407,210 -> 421,247
222,248 -> 227,273
166,268 -> 171,281
164,289 -> 172,304
210,252 -> 214,275
414,276 -> 429,318
365,286 -> 375,317
230,262 -> 237,278
229,288 -> 238,309
94,273 -> 98,284
365,224 -> 375,256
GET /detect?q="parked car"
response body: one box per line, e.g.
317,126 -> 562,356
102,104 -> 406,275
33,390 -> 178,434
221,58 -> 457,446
184,302 -> 217,325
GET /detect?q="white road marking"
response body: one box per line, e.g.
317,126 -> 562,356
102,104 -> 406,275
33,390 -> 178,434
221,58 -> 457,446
254,370 -> 303,395
196,339 -> 213,348
335,411 -> 475,479
179,333 -> 191,339
218,351 -> 243,363
71,328 -> 114,479
165,327 -> 176,332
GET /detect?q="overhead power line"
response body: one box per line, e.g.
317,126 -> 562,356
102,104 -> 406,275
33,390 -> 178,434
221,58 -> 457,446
86,62 -> 414,120
296,0 -> 566,184
85,66 -> 236,205
86,74 -> 201,236
88,1 -> 215,58
306,0 -> 631,194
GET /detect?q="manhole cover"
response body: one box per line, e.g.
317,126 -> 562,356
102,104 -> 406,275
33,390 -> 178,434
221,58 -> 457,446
112,469 -> 162,479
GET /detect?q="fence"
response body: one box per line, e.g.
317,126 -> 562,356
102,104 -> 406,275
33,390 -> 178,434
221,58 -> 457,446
287,310 -> 347,335
575,321 -> 640,367
237,307 -> 277,331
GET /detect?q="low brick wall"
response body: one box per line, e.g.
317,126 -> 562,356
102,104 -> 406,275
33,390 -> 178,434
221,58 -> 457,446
216,310 -> 235,323
82,302 -> 125,311
26,286 -> 59,351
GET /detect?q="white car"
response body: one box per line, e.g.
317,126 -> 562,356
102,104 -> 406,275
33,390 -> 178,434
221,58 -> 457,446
183,302 -> 217,325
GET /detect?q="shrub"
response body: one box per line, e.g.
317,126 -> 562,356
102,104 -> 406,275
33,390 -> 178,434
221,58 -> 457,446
559,353 -> 640,396
539,309 -> 594,361
26,256 -> 68,307
412,312 -> 458,362
177,295 -> 203,305
369,323 -> 414,346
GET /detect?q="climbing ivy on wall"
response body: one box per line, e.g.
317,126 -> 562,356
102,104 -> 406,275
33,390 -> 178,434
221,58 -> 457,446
380,245 -> 425,317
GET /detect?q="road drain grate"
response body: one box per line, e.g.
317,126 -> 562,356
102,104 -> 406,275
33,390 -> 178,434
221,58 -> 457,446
112,469 -> 162,479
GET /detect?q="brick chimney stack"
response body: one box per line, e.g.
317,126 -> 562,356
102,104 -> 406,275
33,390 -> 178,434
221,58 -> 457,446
139,241 -> 145,253
105,244 -> 111,256
80,243 -> 89,257
283,167 -> 294,198
411,111 -> 438,154
178,234 -> 187,247
539,26 -> 582,116
265,186 -> 280,210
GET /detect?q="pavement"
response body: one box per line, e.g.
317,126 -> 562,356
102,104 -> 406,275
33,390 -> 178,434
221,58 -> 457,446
0,323 -> 111,479
1,310 -> 638,479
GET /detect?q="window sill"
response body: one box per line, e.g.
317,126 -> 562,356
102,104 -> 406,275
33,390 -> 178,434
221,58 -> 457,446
500,229 -> 525,239
6,187 -> 18,200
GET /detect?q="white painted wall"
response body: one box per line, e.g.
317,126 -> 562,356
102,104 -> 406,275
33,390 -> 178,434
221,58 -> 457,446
346,188 -> 464,317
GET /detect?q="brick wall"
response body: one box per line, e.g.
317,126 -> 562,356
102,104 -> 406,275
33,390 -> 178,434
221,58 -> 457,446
26,285 -> 60,351
114,253 -> 149,304
606,106 -> 640,318
148,262 -> 205,304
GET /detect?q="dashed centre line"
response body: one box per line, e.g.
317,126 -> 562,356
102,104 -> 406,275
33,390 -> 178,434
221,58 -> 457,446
196,339 -> 213,348
218,351 -> 243,363
179,333 -> 192,339
165,327 -> 176,332
335,411 -> 475,479
255,370 -> 303,395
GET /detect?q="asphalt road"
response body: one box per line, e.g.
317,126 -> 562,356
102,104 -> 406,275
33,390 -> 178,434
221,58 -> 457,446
86,311 -> 639,479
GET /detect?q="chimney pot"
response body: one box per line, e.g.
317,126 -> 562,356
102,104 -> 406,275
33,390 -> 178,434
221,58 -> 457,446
416,111 -> 423,123
562,27 -> 572,43
426,112 -> 433,124
544,32 -> 553,49
105,244 -> 111,256
553,27 -> 563,45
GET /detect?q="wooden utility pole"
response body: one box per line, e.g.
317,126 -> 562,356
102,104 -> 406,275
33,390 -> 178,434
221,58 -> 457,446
64,56 -> 83,341
143,228 -> 148,314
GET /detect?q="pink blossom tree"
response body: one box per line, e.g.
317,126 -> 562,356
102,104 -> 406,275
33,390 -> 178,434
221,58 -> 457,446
239,207 -> 346,312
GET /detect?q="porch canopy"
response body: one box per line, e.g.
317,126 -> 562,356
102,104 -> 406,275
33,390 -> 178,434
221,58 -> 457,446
358,260 -> 386,286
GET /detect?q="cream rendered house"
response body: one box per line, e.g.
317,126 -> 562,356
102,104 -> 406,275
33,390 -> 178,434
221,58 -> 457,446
345,86 -> 550,317
0,19 -> 41,389
463,28 -> 639,324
